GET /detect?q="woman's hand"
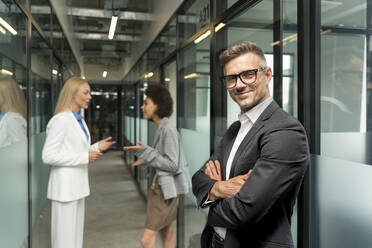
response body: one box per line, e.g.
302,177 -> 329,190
98,137 -> 116,151
123,141 -> 143,153
89,151 -> 103,163
131,159 -> 142,167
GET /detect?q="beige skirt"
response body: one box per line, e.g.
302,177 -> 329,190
144,169 -> 179,231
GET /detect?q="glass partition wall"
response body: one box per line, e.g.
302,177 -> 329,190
123,0 -> 372,247
123,0 -> 300,247
178,38 -> 211,248
309,0 -> 372,247
0,1 -> 81,247
0,2 -> 28,247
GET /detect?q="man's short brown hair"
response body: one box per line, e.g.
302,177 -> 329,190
219,41 -> 267,67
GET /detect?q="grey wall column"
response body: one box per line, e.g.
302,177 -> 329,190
273,0 -> 283,107
117,85 -> 122,147
26,1 -> 32,246
297,0 -> 321,247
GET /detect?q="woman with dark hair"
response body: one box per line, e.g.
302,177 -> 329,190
124,84 -> 190,248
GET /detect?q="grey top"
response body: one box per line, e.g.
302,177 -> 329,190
136,117 -> 190,200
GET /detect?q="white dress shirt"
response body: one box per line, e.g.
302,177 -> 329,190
214,97 -> 273,239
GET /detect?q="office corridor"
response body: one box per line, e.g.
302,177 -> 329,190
5,0 -> 372,247
32,151 -> 164,248
85,150 -> 164,248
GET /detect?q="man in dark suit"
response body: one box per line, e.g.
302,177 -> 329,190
192,41 -> 309,248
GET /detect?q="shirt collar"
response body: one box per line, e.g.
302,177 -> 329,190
158,117 -> 169,129
238,97 -> 273,125
72,110 -> 83,121
0,112 -> 6,121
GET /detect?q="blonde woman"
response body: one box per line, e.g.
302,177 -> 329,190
0,77 -> 27,149
42,77 -> 115,248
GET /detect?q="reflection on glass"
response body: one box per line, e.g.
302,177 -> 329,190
0,77 -> 27,149
30,26 -> 54,248
164,60 -> 177,126
314,1 -> 371,247
158,17 -> 177,58
178,0 -> 210,43
321,0 -> 366,29
321,34 -> 365,133
310,154 -> 372,248
0,2 -> 28,247
178,36 -> 210,247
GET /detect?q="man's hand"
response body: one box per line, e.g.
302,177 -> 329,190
98,137 -> 116,151
205,160 -> 222,181
89,151 -> 103,163
123,141 -> 143,153
209,170 -> 252,201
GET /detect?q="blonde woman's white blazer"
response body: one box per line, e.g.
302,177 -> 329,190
42,111 -> 99,202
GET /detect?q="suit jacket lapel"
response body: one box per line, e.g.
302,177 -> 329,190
152,126 -> 161,147
69,112 -> 89,145
152,118 -> 167,148
82,119 -> 91,144
228,101 -> 279,179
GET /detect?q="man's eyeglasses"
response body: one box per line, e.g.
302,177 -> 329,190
220,67 -> 267,89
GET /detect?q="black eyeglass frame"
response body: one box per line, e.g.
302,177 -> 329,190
220,67 -> 267,89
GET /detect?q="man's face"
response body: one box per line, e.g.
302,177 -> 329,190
225,52 -> 272,113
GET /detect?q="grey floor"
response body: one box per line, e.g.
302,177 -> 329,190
85,150 -> 166,248
32,150 -> 165,248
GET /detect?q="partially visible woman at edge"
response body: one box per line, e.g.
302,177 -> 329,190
42,77 -> 115,248
124,84 -> 190,248
0,77 -> 27,148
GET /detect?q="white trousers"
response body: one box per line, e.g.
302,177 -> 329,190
51,198 -> 85,248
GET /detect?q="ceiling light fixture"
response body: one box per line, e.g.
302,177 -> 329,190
320,29 -> 332,35
194,30 -> 210,44
0,17 -> 17,35
0,26 -> 6,35
271,40 -> 281,46
184,73 -> 200,79
52,69 -> 58,75
215,22 -> 226,32
0,69 -> 13,76
144,72 -> 154,78
102,70 -> 107,78
108,15 -> 118,40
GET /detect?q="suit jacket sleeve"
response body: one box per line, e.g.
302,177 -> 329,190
135,126 -> 180,173
192,122 -> 239,207
207,125 -> 309,229
42,115 -> 89,166
90,142 -> 100,152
